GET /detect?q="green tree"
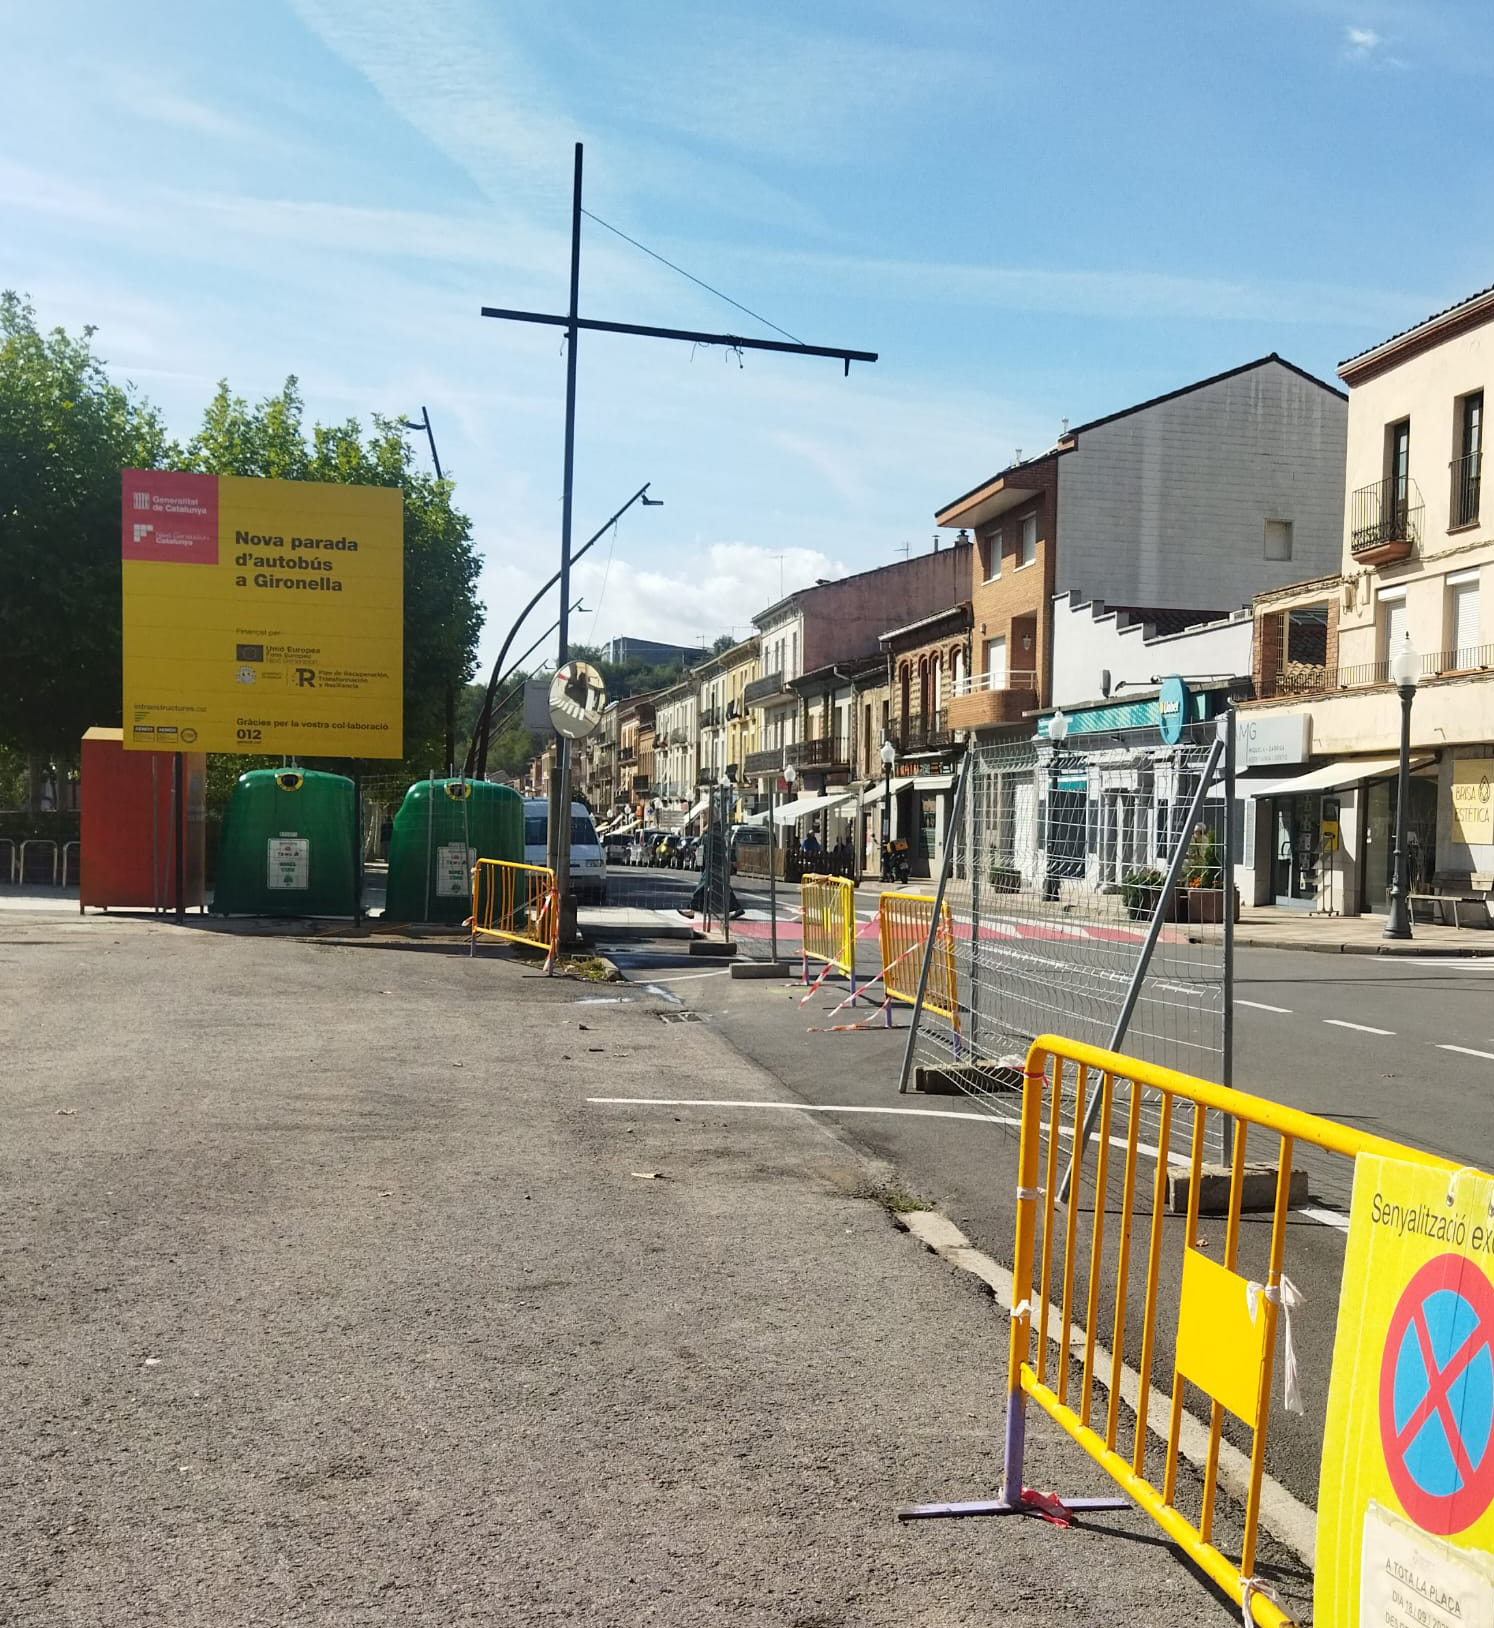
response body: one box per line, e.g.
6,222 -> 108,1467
184,378 -> 484,779
0,293 -> 172,807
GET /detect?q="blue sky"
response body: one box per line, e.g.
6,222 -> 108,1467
5,0 -> 1492,670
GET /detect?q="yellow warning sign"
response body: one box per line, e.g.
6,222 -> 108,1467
121,470 -> 403,758
1318,1155 -> 1494,1626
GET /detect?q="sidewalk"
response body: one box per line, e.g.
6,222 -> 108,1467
1236,902 -> 1494,955
1,912 -> 1274,1625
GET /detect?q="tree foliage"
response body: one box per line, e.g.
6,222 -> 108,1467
0,293 -> 171,775
0,301 -> 485,804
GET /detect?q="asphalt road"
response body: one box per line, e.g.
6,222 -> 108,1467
0,912 -> 1272,1626
592,926 -> 1494,1525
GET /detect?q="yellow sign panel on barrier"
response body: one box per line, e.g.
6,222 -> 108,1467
121,469 -> 403,758
1317,1156 -> 1494,1627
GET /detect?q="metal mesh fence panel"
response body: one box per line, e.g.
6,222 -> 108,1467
905,721 -> 1232,1173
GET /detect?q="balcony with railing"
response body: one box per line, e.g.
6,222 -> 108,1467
1451,450 -> 1482,530
1350,476 -> 1423,566
619,745 -> 637,763
630,774 -> 649,793
784,735 -> 848,771
1257,644 -> 1494,701
743,670 -> 788,707
700,705 -> 723,729
893,709 -> 951,754
743,746 -> 784,778
947,668 -> 1039,731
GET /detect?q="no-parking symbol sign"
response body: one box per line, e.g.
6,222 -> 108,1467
1318,1156 -> 1494,1627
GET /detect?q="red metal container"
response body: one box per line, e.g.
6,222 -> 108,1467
80,728 -> 205,911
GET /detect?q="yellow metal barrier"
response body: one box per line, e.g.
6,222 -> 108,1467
798,873 -> 857,1000
469,858 -> 559,973
817,891 -> 961,1036
909,1034 -> 1458,1624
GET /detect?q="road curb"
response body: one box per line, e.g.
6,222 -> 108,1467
730,960 -> 796,980
1236,934 -> 1494,957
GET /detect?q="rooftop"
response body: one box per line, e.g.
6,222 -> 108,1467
1339,282 -> 1494,382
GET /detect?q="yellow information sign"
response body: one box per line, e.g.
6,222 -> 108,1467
121,470 -> 403,758
1318,1155 -> 1494,1628
1452,758 -> 1494,844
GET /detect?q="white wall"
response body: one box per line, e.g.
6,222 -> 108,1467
1055,359 -> 1347,612
1337,317 -> 1494,671
1049,591 -> 1253,707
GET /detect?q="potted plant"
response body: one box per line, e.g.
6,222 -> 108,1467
1122,866 -> 1166,920
1179,826 -> 1238,923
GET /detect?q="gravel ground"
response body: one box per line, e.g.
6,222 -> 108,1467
1,916 -> 1281,1626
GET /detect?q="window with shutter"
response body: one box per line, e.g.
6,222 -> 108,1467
1451,580 -> 1480,663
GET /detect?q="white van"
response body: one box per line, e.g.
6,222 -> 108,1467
523,799 -> 608,904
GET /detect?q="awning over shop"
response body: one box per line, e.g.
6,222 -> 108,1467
910,774 -> 955,793
769,789 -> 856,826
685,797 -> 712,822
1245,755 -> 1433,801
610,818 -> 639,834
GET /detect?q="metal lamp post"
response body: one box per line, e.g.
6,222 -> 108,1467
879,739 -> 896,879
1383,641 -> 1422,941
1044,709 -> 1069,903
773,761 -> 796,961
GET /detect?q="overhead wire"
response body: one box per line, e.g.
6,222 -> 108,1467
580,207 -> 803,346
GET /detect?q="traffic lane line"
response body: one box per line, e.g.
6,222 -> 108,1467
1238,998 -> 1294,1013
1437,1043 -> 1494,1062
1322,1018 -> 1396,1035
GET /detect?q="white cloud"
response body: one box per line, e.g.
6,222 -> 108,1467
1343,22 -> 1407,67
572,541 -> 849,652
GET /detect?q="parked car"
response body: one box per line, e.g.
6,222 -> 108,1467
602,830 -> 632,865
675,834 -> 702,870
523,799 -> 608,904
627,828 -> 661,867
728,822 -> 770,873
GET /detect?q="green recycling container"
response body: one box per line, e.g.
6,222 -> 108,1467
212,768 -> 357,917
383,777 -> 524,924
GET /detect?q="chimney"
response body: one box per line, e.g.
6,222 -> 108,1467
955,529 -> 971,548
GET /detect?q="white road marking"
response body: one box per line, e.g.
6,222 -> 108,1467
1238,998 -> 1293,1014
586,1096 -> 1349,1237
641,970 -> 733,983
1437,1043 -> 1494,1062
1323,1018 -> 1395,1035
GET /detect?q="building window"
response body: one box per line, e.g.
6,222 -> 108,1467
1380,590 -> 1408,665
1454,392 -> 1482,528
981,528 -> 1002,582
1387,420 -> 1411,515
1447,573 -> 1481,666
1264,519 -> 1293,561
1285,604 -> 1328,668
1019,512 -> 1038,568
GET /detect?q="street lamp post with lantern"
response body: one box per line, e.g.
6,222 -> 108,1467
879,738 -> 896,880
1383,641 -> 1422,941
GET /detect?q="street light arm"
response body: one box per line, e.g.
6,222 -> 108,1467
466,483 -> 652,777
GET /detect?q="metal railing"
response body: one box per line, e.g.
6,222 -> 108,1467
1424,640 -> 1494,675
743,746 -> 784,777
894,710 -> 950,752
785,735 -> 848,770
951,667 -> 1038,698
619,746 -> 636,762
743,670 -> 787,707
1451,448 -> 1482,529
1349,475 -> 1422,557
